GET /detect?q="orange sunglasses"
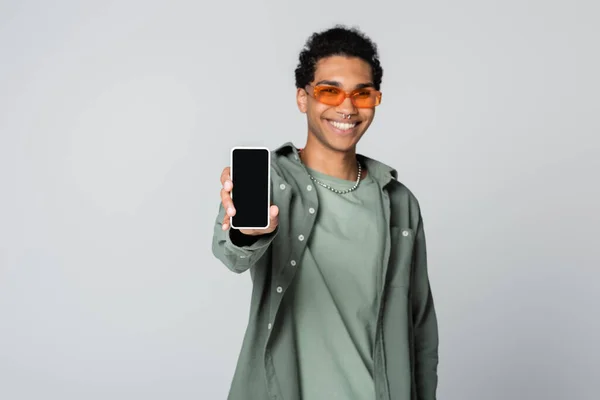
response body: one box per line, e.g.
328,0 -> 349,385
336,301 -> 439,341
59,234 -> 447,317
305,84 -> 382,108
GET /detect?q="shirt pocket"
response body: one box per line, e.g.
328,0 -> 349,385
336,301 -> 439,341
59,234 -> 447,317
386,227 -> 415,288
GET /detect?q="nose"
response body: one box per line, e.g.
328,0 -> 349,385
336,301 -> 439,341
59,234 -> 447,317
336,95 -> 357,115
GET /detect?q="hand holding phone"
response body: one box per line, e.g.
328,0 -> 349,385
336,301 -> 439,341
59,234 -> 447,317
219,147 -> 279,235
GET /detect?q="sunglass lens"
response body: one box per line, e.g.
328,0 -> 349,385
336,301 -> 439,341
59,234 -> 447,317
353,90 -> 379,108
315,87 -> 343,105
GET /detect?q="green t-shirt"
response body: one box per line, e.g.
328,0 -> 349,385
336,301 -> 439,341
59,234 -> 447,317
287,166 -> 386,400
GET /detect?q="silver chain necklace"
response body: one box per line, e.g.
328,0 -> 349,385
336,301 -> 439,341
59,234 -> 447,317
299,150 -> 362,194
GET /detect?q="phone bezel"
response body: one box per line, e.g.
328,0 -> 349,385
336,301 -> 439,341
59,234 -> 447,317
229,146 -> 271,230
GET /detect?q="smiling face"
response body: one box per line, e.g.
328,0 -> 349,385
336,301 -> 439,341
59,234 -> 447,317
297,55 -> 377,154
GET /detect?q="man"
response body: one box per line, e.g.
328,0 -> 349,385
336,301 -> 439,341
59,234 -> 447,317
212,25 -> 439,400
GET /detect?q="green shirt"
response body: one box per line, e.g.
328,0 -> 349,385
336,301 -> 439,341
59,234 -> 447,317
211,142 -> 439,400
291,167 -> 386,399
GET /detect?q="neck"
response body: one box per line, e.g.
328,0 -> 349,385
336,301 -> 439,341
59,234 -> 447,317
299,135 -> 360,181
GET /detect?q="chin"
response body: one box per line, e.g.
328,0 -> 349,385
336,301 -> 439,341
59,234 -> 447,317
322,135 -> 361,153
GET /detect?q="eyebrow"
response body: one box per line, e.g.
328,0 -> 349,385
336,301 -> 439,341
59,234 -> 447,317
314,80 -> 375,89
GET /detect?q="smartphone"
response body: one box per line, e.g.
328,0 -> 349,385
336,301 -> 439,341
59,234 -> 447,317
230,147 -> 271,230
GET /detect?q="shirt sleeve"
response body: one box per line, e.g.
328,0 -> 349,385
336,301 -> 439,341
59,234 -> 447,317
411,213 -> 439,399
211,202 -> 278,274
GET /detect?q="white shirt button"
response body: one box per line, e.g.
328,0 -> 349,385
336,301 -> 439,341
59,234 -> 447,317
309,207 -> 315,214
279,183 -> 286,190
290,260 -> 296,266
306,185 -> 312,191
298,234 -> 305,241
268,323 -> 272,330
402,230 -> 409,236
276,286 -> 283,293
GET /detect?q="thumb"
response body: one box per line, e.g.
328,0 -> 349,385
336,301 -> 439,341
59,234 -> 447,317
268,205 -> 279,230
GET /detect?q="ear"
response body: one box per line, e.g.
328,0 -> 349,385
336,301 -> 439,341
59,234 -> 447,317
296,87 -> 308,113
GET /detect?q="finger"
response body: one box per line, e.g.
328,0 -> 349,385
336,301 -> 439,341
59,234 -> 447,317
220,188 -> 235,216
222,214 -> 230,230
220,167 -> 231,185
221,168 -> 233,192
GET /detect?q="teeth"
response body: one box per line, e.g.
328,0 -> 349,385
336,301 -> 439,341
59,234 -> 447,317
329,120 -> 356,130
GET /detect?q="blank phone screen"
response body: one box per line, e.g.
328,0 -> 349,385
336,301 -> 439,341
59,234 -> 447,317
231,148 -> 270,229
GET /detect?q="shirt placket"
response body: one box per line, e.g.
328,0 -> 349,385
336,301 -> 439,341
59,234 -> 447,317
373,183 -> 393,400
264,178 -> 319,399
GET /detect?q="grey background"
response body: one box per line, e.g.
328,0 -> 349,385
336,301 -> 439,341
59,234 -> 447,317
1,0 -> 598,399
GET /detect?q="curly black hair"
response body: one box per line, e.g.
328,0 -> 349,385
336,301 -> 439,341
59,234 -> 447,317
294,25 -> 383,91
